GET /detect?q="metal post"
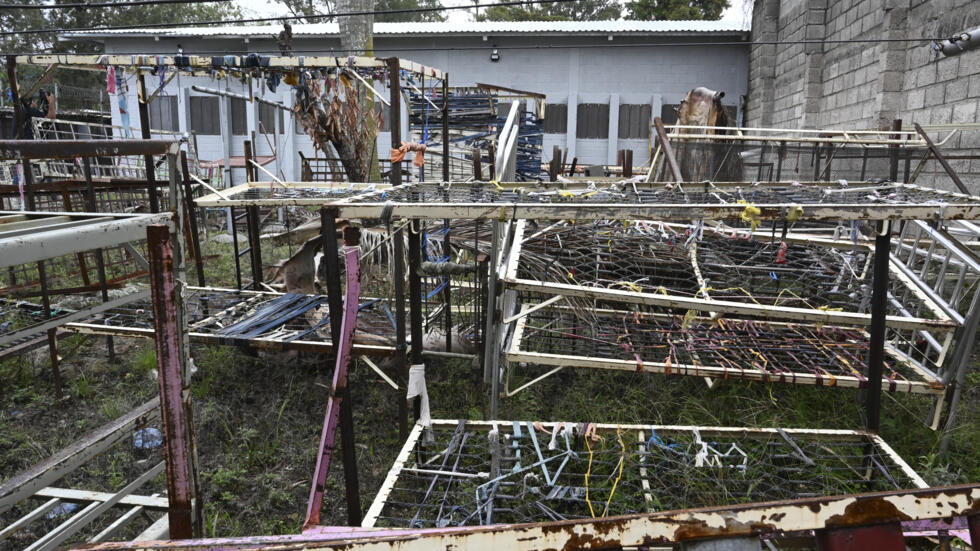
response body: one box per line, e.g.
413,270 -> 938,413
969,514 -> 980,547
888,119 -> 901,184
473,147 -> 483,180
146,225 -> 196,539
180,151 -> 206,287
305,227 -> 361,528
246,205 -> 263,289
320,208 -> 361,526
393,223 -> 409,440
6,55 -> 24,139
408,222 -> 424,421
388,58 -> 402,187
485,222 -> 501,417
230,207 -> 243,290
82,157 -> 115,362
21,164 -> 62,399
136,74 -> 159,213
442,75 -> 450,182
441,75 -> 452,351
865,221 -> 891,433
624,149 -> 633,178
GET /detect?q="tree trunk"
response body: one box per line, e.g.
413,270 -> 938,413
338,0 -> 382,182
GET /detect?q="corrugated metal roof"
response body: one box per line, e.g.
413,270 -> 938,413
68,20 -> 749,38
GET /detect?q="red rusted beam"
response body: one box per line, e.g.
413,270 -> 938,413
816,522 -> 906,550
305,226 -> 362,528
913,122 -> 970,194
653,117 -> 683,183
147,224 -> 196,539
0,140 -> 177,161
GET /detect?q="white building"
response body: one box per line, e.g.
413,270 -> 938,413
69,20 -> 750,183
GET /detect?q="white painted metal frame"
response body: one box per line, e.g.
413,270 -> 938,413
503,304 -> 946,396
0,211 -> 171,268
362,419 -> 929,529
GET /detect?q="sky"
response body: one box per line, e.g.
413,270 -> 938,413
234,0 -> 752,26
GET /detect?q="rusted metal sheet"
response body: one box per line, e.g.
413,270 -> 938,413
70,484 -> 980,550
305,227 -> 362,528
0,140 -> 179,161
0,398 -> 160,514
147,224 -> 195,539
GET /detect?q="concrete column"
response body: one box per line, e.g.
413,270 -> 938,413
801,0 -> 828,128
566,48 -> 580,162
747,0 -> 780,127
607,93 -> 620,164
874,0 -> 909,127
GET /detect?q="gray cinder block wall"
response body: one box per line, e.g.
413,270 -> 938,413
746,0 -> 980,191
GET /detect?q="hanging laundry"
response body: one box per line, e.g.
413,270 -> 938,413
106,66 -> 117,94
116,69 -> 131,138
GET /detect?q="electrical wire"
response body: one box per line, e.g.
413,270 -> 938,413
6,37 -> 949,58
0,0 -> 230,8
0,0 -> 584,37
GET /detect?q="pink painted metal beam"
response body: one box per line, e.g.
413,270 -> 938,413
305,227 -> 362,528
147,224 -> 196,539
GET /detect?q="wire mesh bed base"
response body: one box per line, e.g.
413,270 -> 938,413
193,180 -> 980,221
504,220 -> 958,333
362,419 -> 926,529
64,286 -> 403,357
504,306 -> 945,395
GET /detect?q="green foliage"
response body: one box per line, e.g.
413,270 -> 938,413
273,0 -> 333,22
0,0 -> 241,92
625,0 -> 730,21
375,0 -> 446,22
476,0 -> 620,21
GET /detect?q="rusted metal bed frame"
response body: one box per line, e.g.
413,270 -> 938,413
0,139 -> 199,543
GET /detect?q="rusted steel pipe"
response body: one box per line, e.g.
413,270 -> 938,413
913,122 -> 970,194
180,151 -> 206,287
147,224 -> 196,539
653,116 -> 683,183
306,227 -> 362,528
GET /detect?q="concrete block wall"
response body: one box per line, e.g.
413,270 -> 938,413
746,0 -> 980,192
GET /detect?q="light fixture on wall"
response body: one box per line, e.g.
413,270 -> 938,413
490,46 -> 500,62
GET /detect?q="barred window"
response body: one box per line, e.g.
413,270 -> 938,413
618,104 -> 651,139
543,104 -> 567,134
189,96 -> 219,135
576,103 -> 609,139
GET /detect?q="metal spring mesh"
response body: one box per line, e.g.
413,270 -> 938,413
86,288 -> 400,348
511,308 -> 939,392
516,222 -> 935,319
350,181 -> 975,206
372,421 -> 920,528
